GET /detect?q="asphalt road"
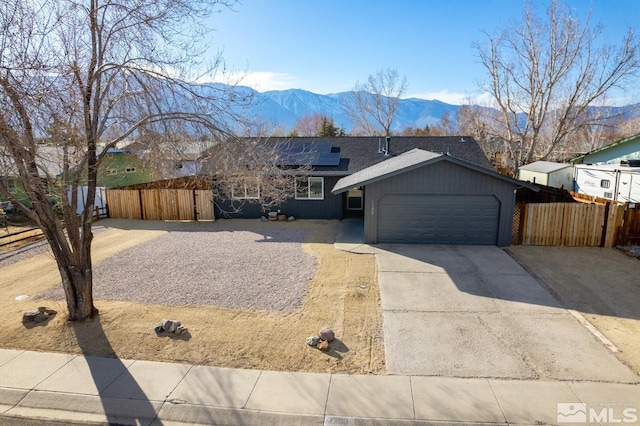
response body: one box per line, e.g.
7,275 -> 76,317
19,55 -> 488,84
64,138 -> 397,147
377,244 -> 638,382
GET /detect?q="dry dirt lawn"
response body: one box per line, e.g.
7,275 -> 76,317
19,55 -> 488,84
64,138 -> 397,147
508,245 -> 640,375
0,219 -> 385,375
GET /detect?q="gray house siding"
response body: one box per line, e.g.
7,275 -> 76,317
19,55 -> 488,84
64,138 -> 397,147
363,161 -> 517,246
214,176 -> 343,219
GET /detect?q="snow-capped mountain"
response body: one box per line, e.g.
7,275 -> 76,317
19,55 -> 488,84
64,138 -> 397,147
246,88 -> 460,133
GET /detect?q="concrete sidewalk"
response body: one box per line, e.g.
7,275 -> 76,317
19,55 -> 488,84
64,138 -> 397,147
0,349 -> 639,425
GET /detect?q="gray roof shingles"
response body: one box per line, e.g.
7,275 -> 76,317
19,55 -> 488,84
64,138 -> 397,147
332,148 -> 538,194
247,136 -> 493,176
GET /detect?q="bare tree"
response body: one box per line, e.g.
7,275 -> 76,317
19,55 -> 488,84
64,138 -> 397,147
343,68 -> 407,136
202,137 -> 311,215
473,0 -> 640,170
0,0 -> 245,321
292,113 -> 326,136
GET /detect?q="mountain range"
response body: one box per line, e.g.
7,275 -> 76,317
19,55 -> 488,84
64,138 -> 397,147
237,87 -> 640,134
244,88 -> 460,133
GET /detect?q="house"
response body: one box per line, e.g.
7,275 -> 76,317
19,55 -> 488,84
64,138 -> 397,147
206,136 -> 537,246
571,133 -> 640,165
332,149 -> 537,246
517,161 -> 574,189
208,136 -> 493,220
93,149 -> 154,188
123,140 -> 216,181
0,146 -> 65,209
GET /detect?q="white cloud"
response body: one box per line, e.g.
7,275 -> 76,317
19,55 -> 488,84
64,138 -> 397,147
198,71 -> 299,92
405,90 -> 491,106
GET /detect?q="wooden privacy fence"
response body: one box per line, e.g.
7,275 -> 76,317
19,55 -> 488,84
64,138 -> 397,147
514,202 -> 627,247
106,189 -> 214,221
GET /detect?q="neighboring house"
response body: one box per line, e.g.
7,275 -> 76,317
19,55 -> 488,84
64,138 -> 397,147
123,140 -> 216,181
206,136 -> 537,246
332,149 -> 537,246
571,133 -> 640,165
517,161 -> 574,189
0,146 -> 65,208
93,149 -> 154,188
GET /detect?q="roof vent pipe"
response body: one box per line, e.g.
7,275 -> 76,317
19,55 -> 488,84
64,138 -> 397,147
378,138 -> 384,154
384,136 -> 391,156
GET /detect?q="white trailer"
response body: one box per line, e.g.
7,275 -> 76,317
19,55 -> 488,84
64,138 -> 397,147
574,163 -> 640,203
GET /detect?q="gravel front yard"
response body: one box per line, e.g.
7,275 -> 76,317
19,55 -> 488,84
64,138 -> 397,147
36,223 -> 316,312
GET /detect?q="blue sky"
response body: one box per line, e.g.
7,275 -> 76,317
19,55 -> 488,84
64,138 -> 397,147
207,0 -> 640,105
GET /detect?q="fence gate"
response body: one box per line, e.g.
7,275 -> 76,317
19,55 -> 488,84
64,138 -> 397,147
194,190 -> 214,220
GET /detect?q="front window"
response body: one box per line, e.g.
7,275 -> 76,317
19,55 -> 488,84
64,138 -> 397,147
295,177 -> 324,200
232,179 -> 260,199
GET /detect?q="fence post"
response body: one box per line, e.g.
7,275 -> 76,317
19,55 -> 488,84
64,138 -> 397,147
193,190 -> 198,221
138,189 -> 144,220
599,202 -> 610,247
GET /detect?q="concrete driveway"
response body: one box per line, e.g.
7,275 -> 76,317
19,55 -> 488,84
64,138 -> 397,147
377,244 -> 638,382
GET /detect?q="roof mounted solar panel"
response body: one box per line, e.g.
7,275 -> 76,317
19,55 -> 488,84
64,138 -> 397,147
316,152 -> 341,166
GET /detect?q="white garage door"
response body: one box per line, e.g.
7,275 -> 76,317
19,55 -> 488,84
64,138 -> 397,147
377,194 -> 500,244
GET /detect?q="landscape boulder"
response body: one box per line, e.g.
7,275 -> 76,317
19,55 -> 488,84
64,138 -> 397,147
155,318 -> 188,335
317,340 -> 330,351
318,327 -> 335,342
306,336 -> 320,346
22,307 -> 57,324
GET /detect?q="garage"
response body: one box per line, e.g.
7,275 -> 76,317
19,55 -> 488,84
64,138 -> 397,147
332,149 -> 538,247
377,194 -> 500,244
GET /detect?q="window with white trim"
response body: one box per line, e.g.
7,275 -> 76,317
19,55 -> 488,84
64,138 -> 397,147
125,167 -> 136,173
106,169 -> 117,176
231,179 -> 260,199
295,177 -> 324,200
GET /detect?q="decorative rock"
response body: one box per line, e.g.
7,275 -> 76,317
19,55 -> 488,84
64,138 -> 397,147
22,311 -> 40,323
34,312 -> 49,323
156,319 -> 188,335
260,216 -> 268,222
161,319 -> 174,332
319,327 -> 335,342
38,307 -> 57,316
317,340 -> 330,351
287,216 -> 295,222
306,336 -> 320,346
169,321 -> 181,333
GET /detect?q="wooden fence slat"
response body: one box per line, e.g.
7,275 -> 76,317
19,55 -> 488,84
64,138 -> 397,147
106,188 -> 216,222
518,201 -> 628,247
194,190 -> 214,221
176,189 -> 195,220
105,189 -> 142,219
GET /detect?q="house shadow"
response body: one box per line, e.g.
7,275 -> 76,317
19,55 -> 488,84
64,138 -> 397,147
70,313 -> 163,425
373,243 -> 640,321
95,217 -> 325,244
